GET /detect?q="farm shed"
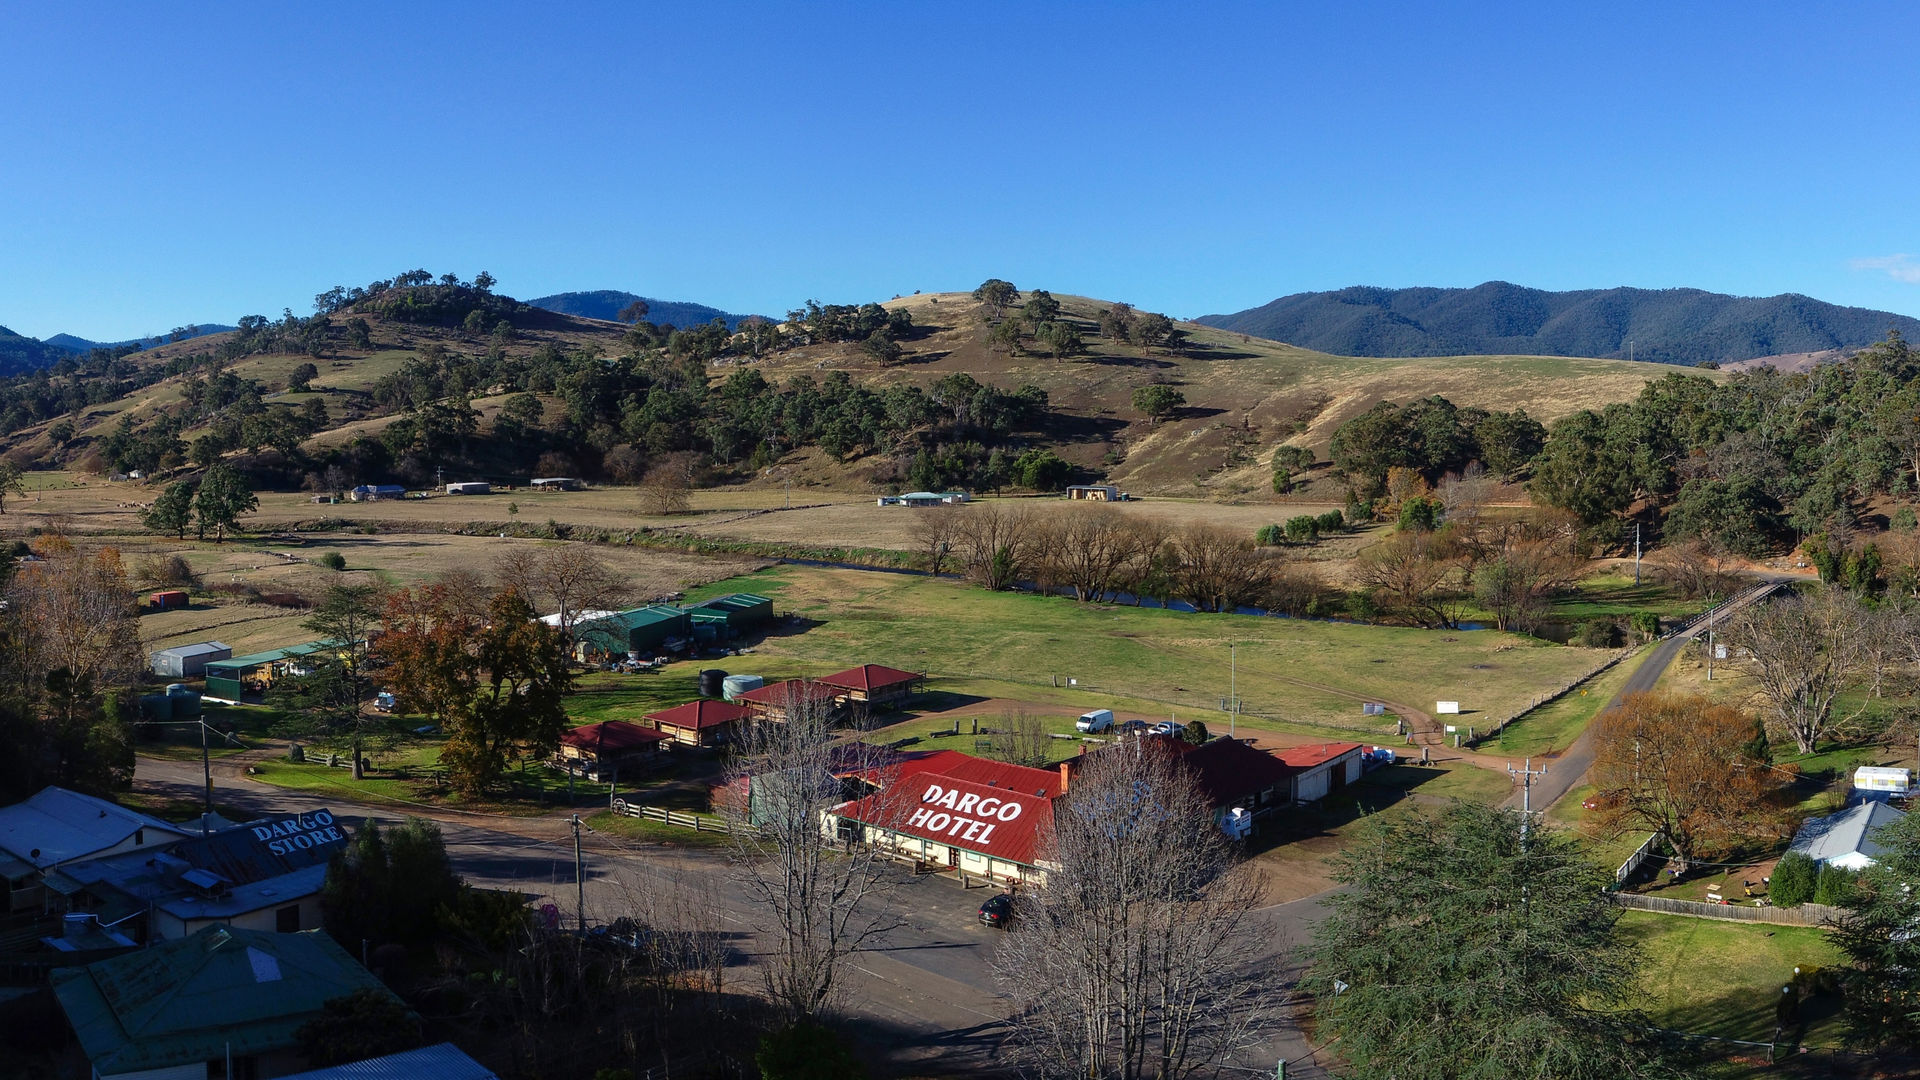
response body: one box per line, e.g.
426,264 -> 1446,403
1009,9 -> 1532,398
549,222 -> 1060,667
1271,742 -> 1365,804
645,699 -> 753,748
51,925 -> 399,1080
737,679 -> 841,723
682,592 -> 774,637
819,664 -> 923,709
203,641 -> 341,701
558,721 -> 669,778
49,808 -> 348,941
349,484 -> 406,501
530,476 -> 583,490
878,491 -> 963,507
1789,801 -> 1907,871
573,606 -> 693,659
150,641 -> 232,679
445,481 -> 491,495
148,590 -> 190,611
1066,484 -> 1120,501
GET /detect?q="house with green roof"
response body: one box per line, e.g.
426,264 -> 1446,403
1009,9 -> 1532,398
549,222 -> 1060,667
52,924 -> 402,1080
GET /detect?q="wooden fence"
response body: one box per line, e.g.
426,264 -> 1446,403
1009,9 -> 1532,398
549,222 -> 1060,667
610,799 -> 737,835
1616,832 -> 1664,884
1609,891 -> 1842,926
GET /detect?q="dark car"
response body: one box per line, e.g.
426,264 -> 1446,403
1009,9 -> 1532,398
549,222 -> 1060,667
979,893 -> 1014,929
1114,719 -> 1151,736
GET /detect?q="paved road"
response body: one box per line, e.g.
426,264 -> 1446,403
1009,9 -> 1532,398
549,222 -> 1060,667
1502,581 -> 1783,813
135,753 -> 1335,1075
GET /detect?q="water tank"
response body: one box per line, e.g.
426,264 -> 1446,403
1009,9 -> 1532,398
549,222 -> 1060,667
139,693 -> 174,721
698,668 -> 727,698
721,674 -> 764,701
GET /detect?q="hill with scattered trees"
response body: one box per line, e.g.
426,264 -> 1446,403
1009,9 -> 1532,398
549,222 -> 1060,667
1199,281 -> 1920,367
0,271 -> 1687,502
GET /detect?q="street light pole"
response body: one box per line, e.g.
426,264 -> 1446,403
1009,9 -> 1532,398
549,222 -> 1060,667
1230,642 -> 1237,738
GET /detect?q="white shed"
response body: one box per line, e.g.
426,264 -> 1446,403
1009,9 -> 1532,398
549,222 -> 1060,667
445,481 -> 491,495
150,641 -> 233,679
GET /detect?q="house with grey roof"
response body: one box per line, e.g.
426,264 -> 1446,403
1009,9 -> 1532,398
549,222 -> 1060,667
1787,800 -> 1908,871
279,1043 -> 496,1080
52,924 -> 402,1080
0,787 -> 192,914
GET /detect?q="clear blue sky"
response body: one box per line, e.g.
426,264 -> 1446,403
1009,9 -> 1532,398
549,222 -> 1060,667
5,2 -> 1919,340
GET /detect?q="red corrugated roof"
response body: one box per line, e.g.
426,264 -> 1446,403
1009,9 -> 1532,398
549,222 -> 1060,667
837,772 -> 1054,867
737,679 -> 840,706
1174,737 -> 1302,807
561,720 -> 668,753
819,664 -> 923,692
891,749 -> 1065,798
645,699 -> 752,731
1271,742 -> 1364,768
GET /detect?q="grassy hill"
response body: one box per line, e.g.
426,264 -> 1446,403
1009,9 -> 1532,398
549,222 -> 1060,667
1199,281 -> 1920,368
0,281 -> 1692,499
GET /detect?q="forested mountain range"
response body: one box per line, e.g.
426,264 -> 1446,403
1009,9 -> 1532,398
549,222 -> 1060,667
45,325 -> 235,353
0,323 -> 234,376
528,290 -> 760,330
1198,282 -> 1920,367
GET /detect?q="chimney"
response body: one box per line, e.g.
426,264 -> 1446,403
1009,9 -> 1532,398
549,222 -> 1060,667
1058,760 -> 1071,794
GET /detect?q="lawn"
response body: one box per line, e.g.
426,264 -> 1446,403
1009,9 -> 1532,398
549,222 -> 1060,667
687,565 -> 1612,737
1618,911 -> 1845,1046
584,809 -> 732,849
1548,572 -> 1700,622
1489,650 -> 1648,758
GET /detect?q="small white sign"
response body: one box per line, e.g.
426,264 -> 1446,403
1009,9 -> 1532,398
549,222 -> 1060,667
1714,644 -> 1728,660
1444,725 -> 1458,733
1436,700 -> 1461,715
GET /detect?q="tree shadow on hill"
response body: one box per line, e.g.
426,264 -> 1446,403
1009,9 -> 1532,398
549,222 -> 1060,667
1079,353 -> 1177,370
1176,406 -> 1228,422
1181,345 -> 1265,361
759,615 -> 823,640
1024,412 -> 1129,444
907,690 -> 991,715
899,349 -> 952,366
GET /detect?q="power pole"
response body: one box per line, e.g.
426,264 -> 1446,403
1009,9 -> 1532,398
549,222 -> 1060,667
1509,758 -> 1548,842
200,719 -> 212,839
1230,642 -> 1237,738
570,814 -> 588,932
1634,522 -> 1642,586
1706,594 -> 1718,681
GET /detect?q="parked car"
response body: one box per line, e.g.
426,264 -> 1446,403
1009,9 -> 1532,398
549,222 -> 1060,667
374,691 -> 396,712
1075,709 -> 1115,734
1582,789 -> 1625,811
1150,721 -> 1187,738
1114,719 -> 1151,736
979,892 -> 1014,929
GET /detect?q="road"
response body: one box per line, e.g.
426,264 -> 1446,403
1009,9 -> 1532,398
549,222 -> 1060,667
135,752 -> 1335,1076
1503,580 -> 1783,813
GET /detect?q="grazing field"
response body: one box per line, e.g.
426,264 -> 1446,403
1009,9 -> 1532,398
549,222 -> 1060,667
1489,650 -> 1649,758
121,534 -> 765,653
1618,912 -> 1844,1045
687,564 -> 1614,737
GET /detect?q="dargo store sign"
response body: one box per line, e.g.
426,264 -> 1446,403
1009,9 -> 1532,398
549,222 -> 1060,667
251,810 -> 346,855
905,783 -> 1023,846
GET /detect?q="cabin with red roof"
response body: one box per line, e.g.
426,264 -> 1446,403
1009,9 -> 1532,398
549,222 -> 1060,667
1271,741 -> 1364,803
818,664 -> 924,709
737,679 -> 842,723
557,720 -> 669,779
644,699 -> 753,748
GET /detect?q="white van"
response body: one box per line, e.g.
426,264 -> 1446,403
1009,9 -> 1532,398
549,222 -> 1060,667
1076,709 -> 1115,733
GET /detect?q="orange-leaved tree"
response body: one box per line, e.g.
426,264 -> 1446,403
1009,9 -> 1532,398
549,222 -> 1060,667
378,583 -> 571,795
1588,692 -> 1785,870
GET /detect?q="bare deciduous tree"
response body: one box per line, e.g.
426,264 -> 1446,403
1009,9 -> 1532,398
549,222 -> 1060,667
1651,538 -> 1742,601
987,707 -> 1054,769
955,501 -> 1033,590
1728,587 -> 1868,754
6,537 -> 142,689
1353,532 -> 1465,628
639,454 -> 694,515
1171,525 -> 1275,613
720,683 -> 901,1021
1589,692 -> 1785,869
908,505 -> 963,577
995,741 -> 1277,1079
1436,461 -> 1495,541
490,546 -> 633,637
1046,506 -> 1152,602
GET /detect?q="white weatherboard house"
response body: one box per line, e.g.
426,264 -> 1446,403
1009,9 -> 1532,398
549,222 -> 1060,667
1788,800 -> 1908,871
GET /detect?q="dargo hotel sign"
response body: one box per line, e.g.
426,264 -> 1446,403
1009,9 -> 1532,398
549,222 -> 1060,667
905,782 -> 1024,846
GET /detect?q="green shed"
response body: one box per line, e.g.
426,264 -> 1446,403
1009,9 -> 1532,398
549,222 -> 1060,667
576,605 -> 693,658
203,641 -> 338,701
683,593 -> 773,639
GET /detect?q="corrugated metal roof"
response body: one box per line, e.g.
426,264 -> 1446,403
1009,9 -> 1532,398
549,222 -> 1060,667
154,641 -> 232,660
0,787 -> 192,868
51,926 -> 396,1075
819,664 -> 922,692
1271,742 -> 1364,769
280,1043 -> 497,1080
645,699 -> 751,731
738,679 -> 839,706
838,773 -> 1054,867
1790,801 -> 1906,865
560,721 -> 669,753
206,639 -> 340,671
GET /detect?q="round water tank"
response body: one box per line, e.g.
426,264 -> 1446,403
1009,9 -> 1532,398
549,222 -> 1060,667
698,668 -> 727,698
721,674 -> 765,701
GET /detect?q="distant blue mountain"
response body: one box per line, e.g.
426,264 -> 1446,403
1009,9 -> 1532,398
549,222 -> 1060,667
528,290 -> 762,330
1197,282 -> 1920,366
44,324 -> 235,353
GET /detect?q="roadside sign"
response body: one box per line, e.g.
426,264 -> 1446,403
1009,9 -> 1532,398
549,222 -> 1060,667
1436,700 -> 1461,714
